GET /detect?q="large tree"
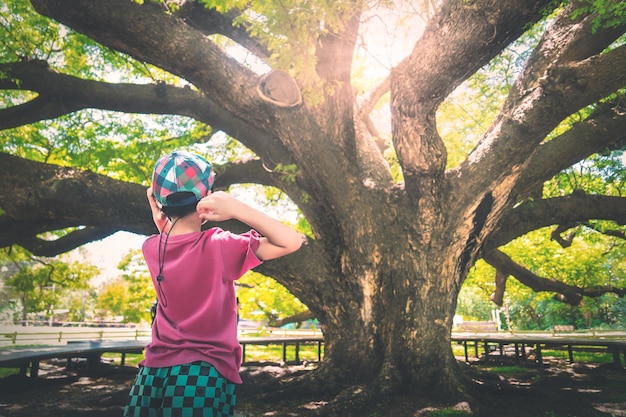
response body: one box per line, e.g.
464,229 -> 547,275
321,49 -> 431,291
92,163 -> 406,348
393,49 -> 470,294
1,0 -> 625,411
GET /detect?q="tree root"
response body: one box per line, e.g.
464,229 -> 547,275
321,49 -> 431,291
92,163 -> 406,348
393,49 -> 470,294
239,362 -> 475,417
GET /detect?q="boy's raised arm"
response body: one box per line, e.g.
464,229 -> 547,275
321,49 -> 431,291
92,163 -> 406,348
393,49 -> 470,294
197,191 -> 304,260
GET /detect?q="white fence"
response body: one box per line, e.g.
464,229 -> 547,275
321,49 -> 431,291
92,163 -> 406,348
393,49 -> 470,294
0,325 -> 151,347
0,324 -> 323,347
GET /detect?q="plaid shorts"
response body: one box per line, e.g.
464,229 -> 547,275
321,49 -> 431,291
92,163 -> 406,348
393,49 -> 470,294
124,361 -> 236,417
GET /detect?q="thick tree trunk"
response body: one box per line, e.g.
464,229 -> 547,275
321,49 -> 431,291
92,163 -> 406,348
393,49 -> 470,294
290,194 -> 468,399
307,255 -> 464,401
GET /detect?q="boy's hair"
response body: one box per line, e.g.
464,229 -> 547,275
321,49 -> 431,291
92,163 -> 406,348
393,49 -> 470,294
161,191 -> 198,218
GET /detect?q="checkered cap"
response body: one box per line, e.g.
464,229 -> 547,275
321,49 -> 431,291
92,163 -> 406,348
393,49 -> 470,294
152,151 -> 215,207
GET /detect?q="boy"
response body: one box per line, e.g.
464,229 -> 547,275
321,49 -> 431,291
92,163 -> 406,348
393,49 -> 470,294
124,151 -> 303,417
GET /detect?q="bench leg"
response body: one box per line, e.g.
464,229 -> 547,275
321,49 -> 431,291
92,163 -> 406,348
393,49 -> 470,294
567,345 -> 574,363
31,360 -> 39,378
87,354 -> 102,375
535,344 -> 543,365
610,347 -> 621,367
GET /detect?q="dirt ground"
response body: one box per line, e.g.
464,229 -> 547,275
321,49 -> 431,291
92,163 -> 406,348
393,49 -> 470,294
0,356 -> 625,417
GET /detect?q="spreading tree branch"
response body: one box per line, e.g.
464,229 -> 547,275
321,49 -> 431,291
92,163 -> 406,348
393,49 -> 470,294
486,192 -> 626,251
0,60 -> 212,129
176,2 -> 270,60
27,0 -> 320,208
551,223 -> 578,248
550,222 -> 626,249
0,153 -> 297,253
511,99 -> 626,200
0,151 -> 322,295
490,269 -> 508,306
356,75 -> 391,152
358,74 -> 390,118
582,222 -> 626,241
0,152 -> 153,245
267,310 -> 315,328
16,226 -> 120,258
483,249 -> 626,306
451,3 -> 626,207
395,0 -> 555,193
29,0 -> 275,128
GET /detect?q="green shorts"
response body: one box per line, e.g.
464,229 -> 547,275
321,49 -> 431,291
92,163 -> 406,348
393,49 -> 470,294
124,361 -> 236,417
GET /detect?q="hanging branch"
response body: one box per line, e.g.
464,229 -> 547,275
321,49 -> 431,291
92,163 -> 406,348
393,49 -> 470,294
483,249 -> 626,306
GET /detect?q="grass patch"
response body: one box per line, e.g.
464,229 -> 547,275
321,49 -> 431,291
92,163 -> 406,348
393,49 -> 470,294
482,365 -> 529,374
427,409 -> 472,417
243,343 -> 323,363
102,352 -> 144,367
0,368 -> 20,378
451,344 -> 466,357
542,349 -> 615,364
100,344 -> 324,366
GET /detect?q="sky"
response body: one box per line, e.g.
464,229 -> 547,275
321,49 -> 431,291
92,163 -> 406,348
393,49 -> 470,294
80,231 -> 145,286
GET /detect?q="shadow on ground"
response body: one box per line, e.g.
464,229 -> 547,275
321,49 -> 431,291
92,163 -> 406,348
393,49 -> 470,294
0,356 -> 624,417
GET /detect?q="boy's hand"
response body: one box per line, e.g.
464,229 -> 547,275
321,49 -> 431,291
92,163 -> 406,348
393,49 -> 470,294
147,187 -> 168,232
197,191 -> 303,260
196,191 -> 241,222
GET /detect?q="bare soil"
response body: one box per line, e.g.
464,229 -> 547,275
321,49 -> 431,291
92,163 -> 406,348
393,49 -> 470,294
0,356 -> 624,417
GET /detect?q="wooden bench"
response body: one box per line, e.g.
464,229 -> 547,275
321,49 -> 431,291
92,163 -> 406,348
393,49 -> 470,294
451,334 -> 626,367
552,325 -> 575,334
239,335 -> 324,364
457,321 -> 498,332
533,339 -> 626,366
0,340 -> 147,378
0,336 -> 325,380
454,322 -> 498,361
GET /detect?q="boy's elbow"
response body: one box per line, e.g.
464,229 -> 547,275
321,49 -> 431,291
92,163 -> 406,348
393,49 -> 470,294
288,236 -> 304,254
293,233 -> 307,251
257,234 -> 304,261
281,235 -> 304,256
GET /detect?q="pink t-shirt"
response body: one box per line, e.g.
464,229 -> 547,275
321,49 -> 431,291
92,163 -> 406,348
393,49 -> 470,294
141,227 -> 262,383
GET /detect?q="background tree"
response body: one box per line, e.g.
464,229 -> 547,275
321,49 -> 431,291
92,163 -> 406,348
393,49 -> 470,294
96,278 -> 130,322
1,0 -> 625,412
1,247 -> 97,324
238,270 -> 312,329
95,250 -> 154,324
60,288 -> 97,323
